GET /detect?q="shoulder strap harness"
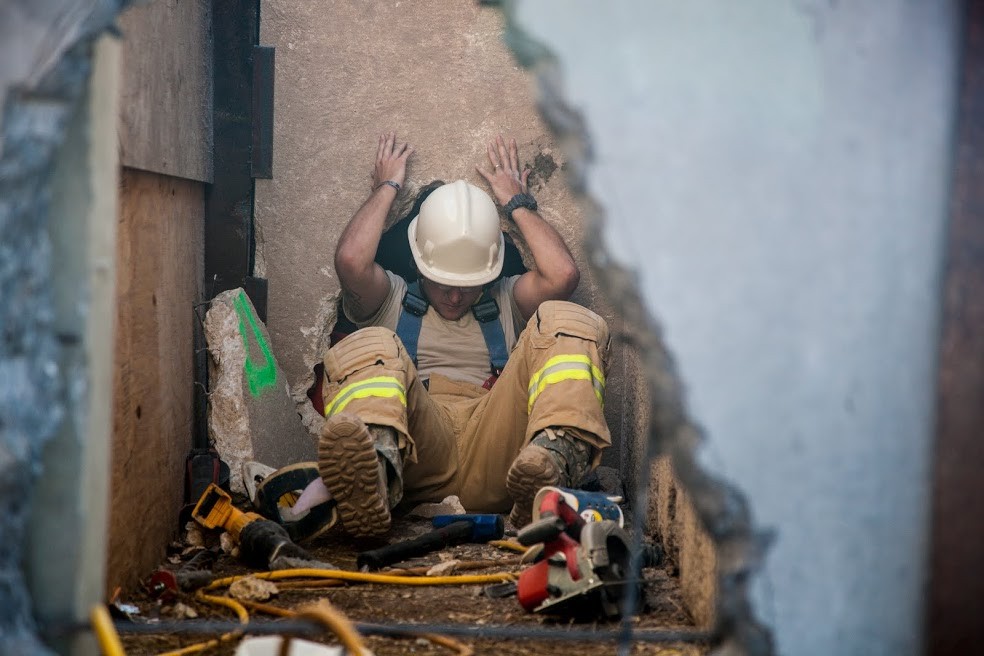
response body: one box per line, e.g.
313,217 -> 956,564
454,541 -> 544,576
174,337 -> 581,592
396,280 -> 509,378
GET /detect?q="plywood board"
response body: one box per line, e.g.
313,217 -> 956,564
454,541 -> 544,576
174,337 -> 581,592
107,168 -> 204,591
118,0 -> 212,182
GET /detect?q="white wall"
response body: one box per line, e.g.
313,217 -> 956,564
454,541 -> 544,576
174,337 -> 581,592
514,1 -> 959,654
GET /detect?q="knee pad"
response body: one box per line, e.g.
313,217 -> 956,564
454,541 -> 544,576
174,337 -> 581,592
534,301 -> 611,352
324,327 -> 406,381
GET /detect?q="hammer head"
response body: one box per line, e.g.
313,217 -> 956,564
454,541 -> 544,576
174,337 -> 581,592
432,514 -> 504,541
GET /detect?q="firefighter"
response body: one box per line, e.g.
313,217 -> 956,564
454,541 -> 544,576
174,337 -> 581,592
320,132 -> 611,536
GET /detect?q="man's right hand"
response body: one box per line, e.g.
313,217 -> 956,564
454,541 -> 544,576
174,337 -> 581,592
335,133 -> 413,322
372,132 -> 414,191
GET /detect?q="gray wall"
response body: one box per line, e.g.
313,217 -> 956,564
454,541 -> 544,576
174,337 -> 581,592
514,1 -> 959,654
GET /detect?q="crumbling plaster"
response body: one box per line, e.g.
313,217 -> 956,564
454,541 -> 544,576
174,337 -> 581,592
254,0 -> 631,460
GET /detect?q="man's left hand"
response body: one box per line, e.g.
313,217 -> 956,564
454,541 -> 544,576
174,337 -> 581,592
476,134 -> 531,206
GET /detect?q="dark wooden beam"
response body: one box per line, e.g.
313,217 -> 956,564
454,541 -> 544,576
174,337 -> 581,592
204,0 -> 262,301
929,2 -> 984,653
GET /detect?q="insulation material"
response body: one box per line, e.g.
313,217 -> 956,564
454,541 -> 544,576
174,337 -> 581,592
205,288 -> 316,493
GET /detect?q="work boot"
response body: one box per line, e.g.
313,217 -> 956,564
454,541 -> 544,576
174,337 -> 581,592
373,424 -> 404,509
318,413 -> 402,538
506,428 -> 593,528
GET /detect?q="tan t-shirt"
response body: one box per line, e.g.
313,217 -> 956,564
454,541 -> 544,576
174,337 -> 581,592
343,270 -> 526,386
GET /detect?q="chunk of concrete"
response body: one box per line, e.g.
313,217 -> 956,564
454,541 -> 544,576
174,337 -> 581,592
204,288 -> 316,494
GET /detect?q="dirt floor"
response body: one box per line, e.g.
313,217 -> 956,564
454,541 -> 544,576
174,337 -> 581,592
112,509 -> 709,656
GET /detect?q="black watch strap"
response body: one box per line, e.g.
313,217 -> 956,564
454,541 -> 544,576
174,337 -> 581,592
503,193 -> 537,220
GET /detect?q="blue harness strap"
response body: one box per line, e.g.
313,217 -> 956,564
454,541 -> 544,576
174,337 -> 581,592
396,281 -> 427,366
472,293 -> 509,376
396,280 -> 509,376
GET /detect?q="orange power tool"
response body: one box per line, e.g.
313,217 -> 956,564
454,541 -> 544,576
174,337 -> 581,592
192,483 -> 319,570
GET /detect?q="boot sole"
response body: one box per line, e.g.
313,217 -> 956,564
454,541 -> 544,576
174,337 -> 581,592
318,415 -> 391,538
505,445 -> 561,529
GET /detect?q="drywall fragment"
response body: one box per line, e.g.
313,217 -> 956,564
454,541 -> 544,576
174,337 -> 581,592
205,288 -> 316,494
408,495 -> 467,518
229,576 -> 279,602
235,636 -> 344,656
427,560 -> 460,576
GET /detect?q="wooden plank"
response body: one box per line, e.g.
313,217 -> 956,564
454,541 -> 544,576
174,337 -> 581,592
107,168 -> 204,591
118,0 -> 212,182
929,3 -> 984,652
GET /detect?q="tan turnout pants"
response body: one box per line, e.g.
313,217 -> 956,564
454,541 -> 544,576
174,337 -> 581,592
320,300 -> 612,512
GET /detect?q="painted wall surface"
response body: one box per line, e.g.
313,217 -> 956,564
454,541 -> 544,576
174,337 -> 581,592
256,0 -> 633,460
514,1 -> 958,654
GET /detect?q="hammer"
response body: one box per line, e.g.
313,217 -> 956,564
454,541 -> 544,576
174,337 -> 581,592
356,514 -> 504,570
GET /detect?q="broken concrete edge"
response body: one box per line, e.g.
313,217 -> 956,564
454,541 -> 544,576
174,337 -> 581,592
498,3 -> 774,653
291,289 -> 340,435
0,3 -> 139,653
205,288 -> 316,495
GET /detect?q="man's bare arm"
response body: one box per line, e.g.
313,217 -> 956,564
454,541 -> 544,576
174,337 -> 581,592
476,134 -> 579,321
335,133 -> 414,321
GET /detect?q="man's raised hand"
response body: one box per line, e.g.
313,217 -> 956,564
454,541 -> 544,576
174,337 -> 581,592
476,134 -> 531,206
373,132 -> 414,191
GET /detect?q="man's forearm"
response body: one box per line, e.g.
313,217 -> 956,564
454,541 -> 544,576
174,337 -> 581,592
511,206 -> 579,293
335,184 -> 399,283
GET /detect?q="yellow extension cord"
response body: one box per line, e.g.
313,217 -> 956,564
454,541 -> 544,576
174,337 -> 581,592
90,568 -> 517,655
90,534 -> 523,656
90,605 -> 126,656
205,568 -> 517,591
155,592 -> 249,656
487,539 -> 529,555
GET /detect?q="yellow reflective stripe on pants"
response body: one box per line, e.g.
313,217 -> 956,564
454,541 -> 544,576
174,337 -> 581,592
325,376 -> 407,417
527,355 -> 605,413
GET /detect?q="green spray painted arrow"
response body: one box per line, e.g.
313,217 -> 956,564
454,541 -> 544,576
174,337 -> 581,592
233,290 -> 277,396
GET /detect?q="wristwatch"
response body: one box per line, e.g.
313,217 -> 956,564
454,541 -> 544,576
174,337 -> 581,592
503,193 -> 538,220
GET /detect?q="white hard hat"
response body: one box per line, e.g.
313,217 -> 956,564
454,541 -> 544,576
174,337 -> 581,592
407,180 -> 504,287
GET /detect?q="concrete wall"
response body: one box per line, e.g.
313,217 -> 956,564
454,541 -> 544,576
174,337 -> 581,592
255,0 -> 633,459
649,456 -> 716,628
1,0 -> 209,633
1,2 -> 133,652
24,34 -> 121,656
514,1 -> 958,654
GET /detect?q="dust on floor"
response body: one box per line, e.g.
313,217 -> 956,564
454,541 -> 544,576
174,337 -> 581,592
113,514 -> 708,656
